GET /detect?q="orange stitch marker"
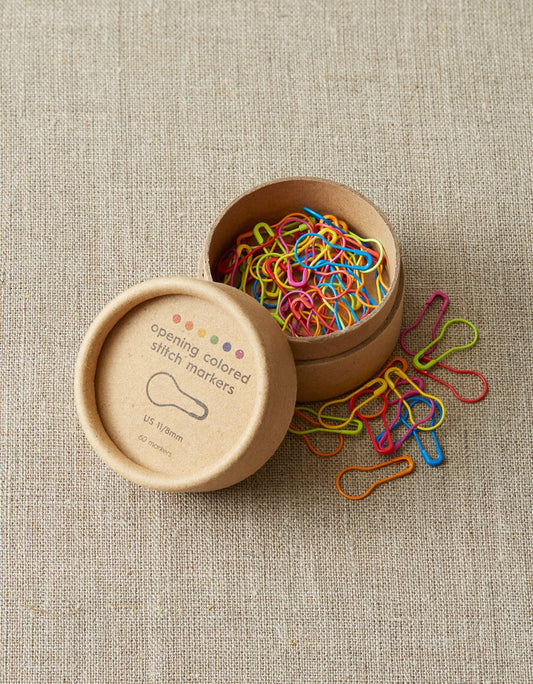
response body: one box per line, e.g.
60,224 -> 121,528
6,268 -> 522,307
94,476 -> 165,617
290,408 -> 344,457
335,456 -> 415,500
302,432 -> 344,458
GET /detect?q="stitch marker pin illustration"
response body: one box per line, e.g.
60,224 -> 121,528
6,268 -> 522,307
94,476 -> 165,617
146,372 -> 209,421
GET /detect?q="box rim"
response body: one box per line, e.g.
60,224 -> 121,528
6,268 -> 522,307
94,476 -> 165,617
201,176 -> 402,358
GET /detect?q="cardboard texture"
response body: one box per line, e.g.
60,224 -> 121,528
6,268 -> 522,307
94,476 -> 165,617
75,278 -> 297,491
201,177 -> 404,399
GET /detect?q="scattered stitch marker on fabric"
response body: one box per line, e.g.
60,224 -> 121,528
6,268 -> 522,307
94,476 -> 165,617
412,319 -> 478,371
336,456 -> 414,501
290,290 -> 488,501
214,209 -> 389,337
400,291 -> 488,403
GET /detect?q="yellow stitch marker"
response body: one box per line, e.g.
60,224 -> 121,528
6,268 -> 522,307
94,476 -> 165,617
384,367 -> 445,431
316,377 -> 388,430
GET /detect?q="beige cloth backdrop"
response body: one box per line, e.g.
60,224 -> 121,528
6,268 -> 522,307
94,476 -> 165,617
1,1 -> 531,682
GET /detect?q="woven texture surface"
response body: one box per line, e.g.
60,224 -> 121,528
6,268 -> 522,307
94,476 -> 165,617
1,1 -> 531,682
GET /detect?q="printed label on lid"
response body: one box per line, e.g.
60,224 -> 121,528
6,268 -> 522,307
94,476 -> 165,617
95,294 -> 259,479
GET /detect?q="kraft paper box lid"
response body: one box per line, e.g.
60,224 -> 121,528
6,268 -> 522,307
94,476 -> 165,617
75,277 -> 297,492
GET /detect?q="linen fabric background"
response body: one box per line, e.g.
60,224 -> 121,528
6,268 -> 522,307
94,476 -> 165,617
1,1 -> 531,682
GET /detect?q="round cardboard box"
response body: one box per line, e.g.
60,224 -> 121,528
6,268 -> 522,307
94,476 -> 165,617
75,278 -> 297,491
200,177 -> 404,400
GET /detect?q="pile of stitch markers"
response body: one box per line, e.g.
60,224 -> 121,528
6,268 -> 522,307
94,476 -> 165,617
214,208 -> 488,500
214,208 -> 389,337
290,291 -> 488,500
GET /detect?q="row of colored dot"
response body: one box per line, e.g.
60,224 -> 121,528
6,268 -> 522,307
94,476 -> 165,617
172,314 -> 245,359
